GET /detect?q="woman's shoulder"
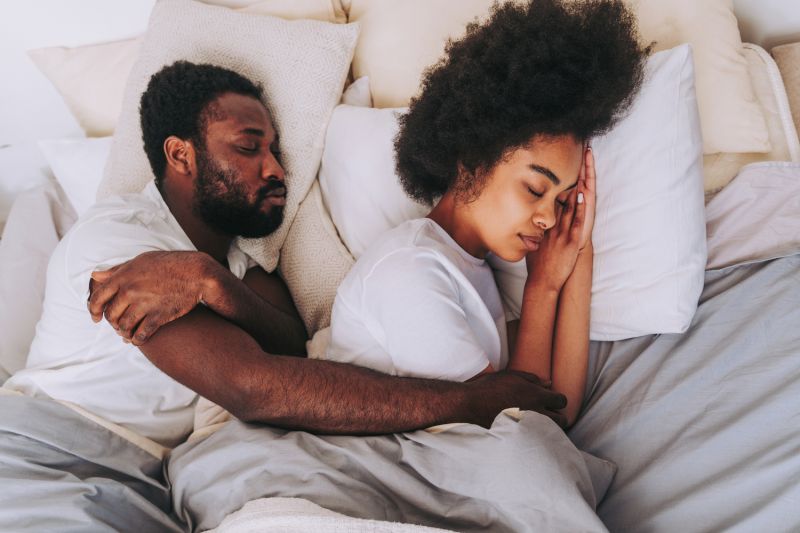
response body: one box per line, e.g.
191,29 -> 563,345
356,219 -> 456,273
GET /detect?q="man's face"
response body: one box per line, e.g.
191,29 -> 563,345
192,92 -> 286,238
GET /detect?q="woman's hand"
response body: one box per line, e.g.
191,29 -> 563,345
576,147 -> 596,252
525,184 -> 586,293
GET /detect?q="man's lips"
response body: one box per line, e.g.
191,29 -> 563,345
519,234 -> 542,251
261,186 -> 286,206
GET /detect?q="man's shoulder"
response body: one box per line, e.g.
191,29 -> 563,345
62,187 -> 187,256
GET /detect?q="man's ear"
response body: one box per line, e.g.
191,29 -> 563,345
164,136 -> 195,176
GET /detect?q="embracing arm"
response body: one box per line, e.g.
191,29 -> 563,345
138,306 -> 568,433
89,251 -> 307,355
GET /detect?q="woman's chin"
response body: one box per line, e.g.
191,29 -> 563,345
494,249 -> 527,264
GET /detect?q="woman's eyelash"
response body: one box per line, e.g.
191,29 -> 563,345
527,186 -> 543,198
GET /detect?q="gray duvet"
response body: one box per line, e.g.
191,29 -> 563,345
0,394 -> 182,532
1,253 -> 798,532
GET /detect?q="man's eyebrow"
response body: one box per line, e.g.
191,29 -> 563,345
528,164 -> 561,185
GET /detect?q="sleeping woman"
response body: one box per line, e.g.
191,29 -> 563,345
326,0 -> 648,426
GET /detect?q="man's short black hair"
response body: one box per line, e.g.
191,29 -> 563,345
394,0 -> 650,203
140,61 -> 264,187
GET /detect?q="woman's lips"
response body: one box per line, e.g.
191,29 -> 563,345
519,234 -> 541,251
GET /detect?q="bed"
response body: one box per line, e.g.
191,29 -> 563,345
1,1 -> 799,531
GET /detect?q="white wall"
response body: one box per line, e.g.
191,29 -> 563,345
0,0 -> 798,147
0,1 -> 155,146
733,0 -> 800,49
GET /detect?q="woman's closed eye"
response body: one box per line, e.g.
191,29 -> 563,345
528,186 -> 568,207
527,186 -> 544,198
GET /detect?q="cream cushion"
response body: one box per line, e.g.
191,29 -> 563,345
98,0 -> 359,272
27,0 -> 347,138
702,44 -> 800,196
347,0 -> 769,156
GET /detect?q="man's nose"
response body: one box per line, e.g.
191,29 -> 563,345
262,150 -> 285,182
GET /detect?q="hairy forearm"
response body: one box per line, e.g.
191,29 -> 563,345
552,245 -> 592,426
508,281 -> 560,379
202,263 -> 307,356
140,307 -> 479,434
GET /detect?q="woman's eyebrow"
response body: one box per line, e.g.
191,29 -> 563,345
528,164 -> 560,185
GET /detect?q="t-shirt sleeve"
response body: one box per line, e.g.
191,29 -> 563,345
361,249 -> 491,382
61,213 -> 186,302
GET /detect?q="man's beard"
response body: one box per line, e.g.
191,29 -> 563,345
193,149 -> 285,238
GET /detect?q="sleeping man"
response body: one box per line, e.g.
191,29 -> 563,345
3,61 -> 566,448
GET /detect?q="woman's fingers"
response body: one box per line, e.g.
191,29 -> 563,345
558,187 -> 577,234
585,146 -> 596,194
571,187 -> 586,241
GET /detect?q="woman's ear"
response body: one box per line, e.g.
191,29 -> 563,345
163,136 -> 195,176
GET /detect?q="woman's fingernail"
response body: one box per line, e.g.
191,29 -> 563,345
577,192 -> 584,204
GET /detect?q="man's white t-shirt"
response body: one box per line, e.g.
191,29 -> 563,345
327,218 -> 508,382
4,182 -> 254,447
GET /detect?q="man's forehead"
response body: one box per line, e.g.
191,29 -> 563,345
204,93 -> 275,136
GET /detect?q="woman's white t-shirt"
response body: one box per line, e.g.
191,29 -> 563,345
327,218 -> 508,382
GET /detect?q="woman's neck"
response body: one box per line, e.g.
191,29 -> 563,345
427,191 -> 488,259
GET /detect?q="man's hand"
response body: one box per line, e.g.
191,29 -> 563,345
467,371 -> 567,428
89,251 -> 219,345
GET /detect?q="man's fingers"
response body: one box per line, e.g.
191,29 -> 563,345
117,307 -> 144,340
131,314 -> 163,346
103,297 -> 130,331
91,264 -> 122,281
546,391 -> 568,411
88,281 -> 119,323
544,410 -> 568,429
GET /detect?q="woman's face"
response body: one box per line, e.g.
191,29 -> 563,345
464,134 -> 583,262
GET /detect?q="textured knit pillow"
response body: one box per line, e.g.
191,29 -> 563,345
347,0 -> 769,156
98,0 -> 359,272
26,0 -> 348,137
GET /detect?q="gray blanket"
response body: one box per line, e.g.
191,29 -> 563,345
570,253 -> 800,532
169,253 -> 800,533
169,410 -> 614,532
0,394 -> 183,532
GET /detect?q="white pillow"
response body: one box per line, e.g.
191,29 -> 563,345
320,44 -> 706,341
319,105 -> 430,259
0,181 -> 77,382
38,137 -> 112,217
99,0 -> 359,273
490,45 -> 707,341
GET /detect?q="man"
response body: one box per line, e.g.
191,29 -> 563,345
5,61 -> 565,447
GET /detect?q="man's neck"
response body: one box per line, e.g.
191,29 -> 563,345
159,181 -> 232,264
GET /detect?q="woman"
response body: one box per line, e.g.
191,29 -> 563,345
327,0 -> 647,426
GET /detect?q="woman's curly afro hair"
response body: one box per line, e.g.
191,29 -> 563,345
140,61 -> 263,187
394,0 -> 650,203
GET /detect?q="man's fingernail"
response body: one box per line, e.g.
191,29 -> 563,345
577,192 -> 584,204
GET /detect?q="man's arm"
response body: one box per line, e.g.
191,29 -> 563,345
89,251 -> 307,355
139,306 -> 568,434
